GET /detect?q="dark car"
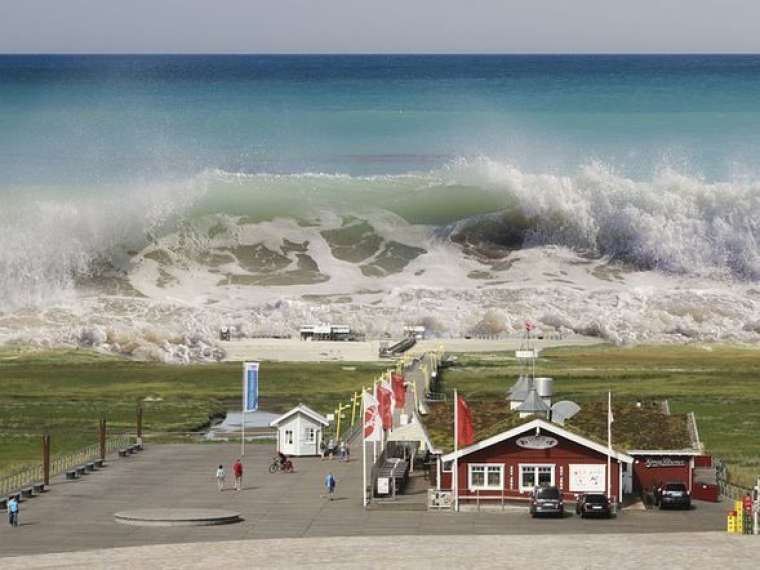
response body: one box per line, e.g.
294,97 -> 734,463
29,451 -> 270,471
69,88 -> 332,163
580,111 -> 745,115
575,493 -> 612,518
658,482 -> 691,510
529,486 -> 564,517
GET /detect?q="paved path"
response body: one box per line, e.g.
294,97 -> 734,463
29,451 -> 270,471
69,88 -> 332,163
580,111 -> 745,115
0,443 -> 732,559
3,533 -> 759,569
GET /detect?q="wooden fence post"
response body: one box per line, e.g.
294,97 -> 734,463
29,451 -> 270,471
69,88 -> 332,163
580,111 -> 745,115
42,433 -> 51,486
99,418 -> 106,461
137,405 -> 143,439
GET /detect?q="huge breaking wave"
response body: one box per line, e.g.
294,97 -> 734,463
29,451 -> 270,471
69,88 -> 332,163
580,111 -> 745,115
2,158 -> 760,361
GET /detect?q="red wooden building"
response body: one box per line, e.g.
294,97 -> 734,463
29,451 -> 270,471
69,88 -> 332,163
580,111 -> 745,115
435,418 -> 634,506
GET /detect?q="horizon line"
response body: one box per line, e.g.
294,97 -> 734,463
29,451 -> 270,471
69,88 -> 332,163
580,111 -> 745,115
3,52 -> 760,57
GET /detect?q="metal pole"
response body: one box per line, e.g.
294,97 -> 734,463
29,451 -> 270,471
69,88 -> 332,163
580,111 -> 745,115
454,388 -> 459,512
351,392 -> 358,426
241,409 -> 246,457
362,391 -> 368,508
607,391 -> 612,500
241,364 -> 246,457
336,404 -> 342,441
42,433 -> 50,486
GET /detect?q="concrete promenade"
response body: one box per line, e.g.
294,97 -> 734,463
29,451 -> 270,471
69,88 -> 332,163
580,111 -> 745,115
220,336 -> 603,362
4,533 -> 760,569
0,443 -> 732,560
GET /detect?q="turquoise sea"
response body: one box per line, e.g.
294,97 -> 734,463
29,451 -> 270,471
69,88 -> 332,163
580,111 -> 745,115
2,55 -> 760,357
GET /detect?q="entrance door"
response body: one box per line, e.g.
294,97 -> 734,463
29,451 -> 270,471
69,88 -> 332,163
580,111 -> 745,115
622,463 -> 633,495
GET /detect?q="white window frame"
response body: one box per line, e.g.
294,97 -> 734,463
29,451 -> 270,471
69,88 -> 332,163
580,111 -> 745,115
518,463 -> 555,492
442,460 -> 453,473
285,429 -> 294,445
468,463 -> 504,491
304,427 -> 316,443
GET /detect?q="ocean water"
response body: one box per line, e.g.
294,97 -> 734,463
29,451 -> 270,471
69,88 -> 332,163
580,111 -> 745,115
2,55 -> 760,360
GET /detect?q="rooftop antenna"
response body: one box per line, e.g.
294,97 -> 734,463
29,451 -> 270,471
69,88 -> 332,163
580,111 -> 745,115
515,320 -> 537,382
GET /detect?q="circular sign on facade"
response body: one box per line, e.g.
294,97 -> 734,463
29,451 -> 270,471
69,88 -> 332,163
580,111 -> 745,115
516,435 -> 558,449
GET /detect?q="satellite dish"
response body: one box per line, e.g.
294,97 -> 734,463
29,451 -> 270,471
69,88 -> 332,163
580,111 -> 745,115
551,401 -> 581,426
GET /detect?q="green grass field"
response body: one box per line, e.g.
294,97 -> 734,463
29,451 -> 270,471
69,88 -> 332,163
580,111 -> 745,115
2,343 -> 759,487
0,348 -> 385,472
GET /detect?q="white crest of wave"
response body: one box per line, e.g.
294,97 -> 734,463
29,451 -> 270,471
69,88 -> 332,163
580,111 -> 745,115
442,157 -> 760,278
0,179 -> 204,311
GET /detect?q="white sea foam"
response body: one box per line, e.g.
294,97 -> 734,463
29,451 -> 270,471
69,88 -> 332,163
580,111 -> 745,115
2,159 -> 760,361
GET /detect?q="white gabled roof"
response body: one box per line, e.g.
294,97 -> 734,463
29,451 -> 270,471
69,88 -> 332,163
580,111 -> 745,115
269,404 -> 330,427
440,418 -> 634,464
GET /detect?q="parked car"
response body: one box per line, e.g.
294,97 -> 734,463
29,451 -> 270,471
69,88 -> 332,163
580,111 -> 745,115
575,493 -> 612,518
658,482 -> 691,510
529,485 -> 564,517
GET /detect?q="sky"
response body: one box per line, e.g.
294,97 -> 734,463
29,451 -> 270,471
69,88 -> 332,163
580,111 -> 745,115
0,0 -> 759,54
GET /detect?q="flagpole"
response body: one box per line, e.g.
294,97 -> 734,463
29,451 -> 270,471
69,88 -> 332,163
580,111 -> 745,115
241,364 -> 246,457
607,390 -> 612,500
362,387 -> 368,508
454,388 -> 459,512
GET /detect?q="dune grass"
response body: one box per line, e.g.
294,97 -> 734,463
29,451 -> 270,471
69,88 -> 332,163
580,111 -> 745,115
2,344 -> 759,487
0,348 -> 385,472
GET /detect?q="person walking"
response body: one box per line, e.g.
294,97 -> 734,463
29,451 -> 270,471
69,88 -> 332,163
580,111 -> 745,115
215,464 -> 226,491
233,458 -> 243,491
324,471 -> 336,501
338,440 -> 347,462
7,495 -> 19,528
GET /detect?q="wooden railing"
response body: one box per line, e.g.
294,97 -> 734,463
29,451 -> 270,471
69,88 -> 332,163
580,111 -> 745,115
0,435 -> 131,497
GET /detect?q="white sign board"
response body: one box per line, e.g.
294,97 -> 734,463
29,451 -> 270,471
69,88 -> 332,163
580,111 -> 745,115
377,477 -> 390,495
569,464 -> 606,493
516,435 -> 558,450
515,349 -> 537,359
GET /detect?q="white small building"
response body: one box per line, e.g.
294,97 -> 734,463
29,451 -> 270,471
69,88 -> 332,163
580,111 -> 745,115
269,404 -> 330,456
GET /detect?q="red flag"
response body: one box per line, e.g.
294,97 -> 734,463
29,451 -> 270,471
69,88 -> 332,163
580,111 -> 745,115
377,383 -> 393,430
456,394 -> 475,447
363,392 -> 381,441
391,372 -> 406,410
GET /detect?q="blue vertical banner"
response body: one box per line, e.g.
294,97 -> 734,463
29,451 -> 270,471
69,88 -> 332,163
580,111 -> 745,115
243,361 -> 259,412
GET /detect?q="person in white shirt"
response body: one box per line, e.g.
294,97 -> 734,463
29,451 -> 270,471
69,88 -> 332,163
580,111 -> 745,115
215,464 -> 225,491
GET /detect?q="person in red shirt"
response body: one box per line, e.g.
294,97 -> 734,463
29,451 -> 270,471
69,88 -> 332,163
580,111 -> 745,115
233,459 -> 243,491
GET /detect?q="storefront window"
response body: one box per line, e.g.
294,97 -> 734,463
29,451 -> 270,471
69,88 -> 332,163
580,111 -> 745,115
520,464 -> 555,491
522,468 -> 535,489
469,464 -> 503,490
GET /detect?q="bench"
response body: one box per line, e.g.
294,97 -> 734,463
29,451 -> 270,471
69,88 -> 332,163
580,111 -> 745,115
86,462 -> 96,472
95,459 -> 105,468
127,445 -> 137,454
66,470 -> 79,480
21,487 -> 34,499
33,483 -> 45,494
75,466 -> 87,476
0,497 -> 7,510
118,449 -> 128,457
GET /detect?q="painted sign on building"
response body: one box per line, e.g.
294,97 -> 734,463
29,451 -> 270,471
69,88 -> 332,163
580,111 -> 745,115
644,457 -> 687,468
569,464 -> 606,493
516,435 -> 558,450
